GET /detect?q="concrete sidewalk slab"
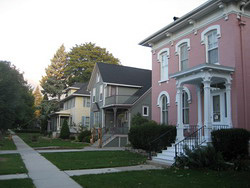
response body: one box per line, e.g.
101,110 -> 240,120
0,173 -> 28,180
37,146 -> 125,153
0,150 -> 19,155
12,135 -> 82,188
64,164 -> 163,176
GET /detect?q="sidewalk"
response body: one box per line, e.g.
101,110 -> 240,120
12,135 -> 82,188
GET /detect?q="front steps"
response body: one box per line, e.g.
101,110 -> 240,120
92,134 -> 128,147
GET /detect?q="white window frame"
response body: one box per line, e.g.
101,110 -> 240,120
142,106 -> 149,117
157,48 -> 170,82
182,91 -> 189,125
99,85 -> 103,101
175,38 -> 190,71
201,25 -> 221,64
92,88 -> 96,103
157,91 -> 170,125
83,97 -> 90,107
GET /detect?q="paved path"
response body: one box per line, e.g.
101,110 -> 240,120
37,146 -> 125,153
12,135 -> 82,188
65,164 -> 162,176
0,150 -> 19,154
0,173 -> 28,180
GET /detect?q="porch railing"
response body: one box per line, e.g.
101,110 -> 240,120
212,124 -> 230,130
175,126 -> 206,159
105,95 -> 138,106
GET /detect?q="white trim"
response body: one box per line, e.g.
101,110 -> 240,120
157,48 -> 170,61
142,106 -> 149,117
175,38 -> 191,55
175,86 -> 192,105
201,25 -> 221,44
103,82 -> 142,88
157,91 -> 170,107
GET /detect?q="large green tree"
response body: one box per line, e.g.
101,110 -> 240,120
65,42 -> 120,85
0,61 -> 35,132
40,44 -> 67,100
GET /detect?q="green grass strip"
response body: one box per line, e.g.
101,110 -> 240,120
0,154 -> 27,175
0,178 -> 35,188
0,136 -> 16,150
42,151 -> 147,170
72,168 -> 250,188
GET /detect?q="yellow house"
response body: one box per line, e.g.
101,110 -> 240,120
48,83 -> 90,136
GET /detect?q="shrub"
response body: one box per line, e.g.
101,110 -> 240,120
131,113 -> 149,127
59,120 -> 70,139
128,121 -> 176,152
211,128 -> 250,161
175,145 -> 226,170
78,130 -> 91,143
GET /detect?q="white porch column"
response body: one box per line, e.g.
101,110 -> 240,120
196,85 -> 202,129
225,82 -> 233,128
176,85 -> 184,141
102,109 -> 105,128
203,79 -> 212,142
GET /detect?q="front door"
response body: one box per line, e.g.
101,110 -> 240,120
211,90 -> 227,126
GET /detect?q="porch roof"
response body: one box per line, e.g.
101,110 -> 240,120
170,64 -> 235,80
49,110 -> 70,117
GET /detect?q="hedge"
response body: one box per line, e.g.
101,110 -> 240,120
14,129 -> 40,133
211,128 -> 250,161
59,120 -> 70,139
128,121 -> 176,152
78,130 -> 91,143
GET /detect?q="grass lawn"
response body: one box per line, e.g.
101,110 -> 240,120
0,154 -> 27,175
17,133 -> 89,149
72,168 -> 250,188
42,151 -> 147,170
0,178 -> 35,188
0,136 -> 16,150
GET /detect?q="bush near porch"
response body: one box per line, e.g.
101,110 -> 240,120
128,121 -> 176,152
211,128 -> 250,161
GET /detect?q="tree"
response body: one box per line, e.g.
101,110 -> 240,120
60,120 -> 70,139
40,44 -> 67,100
0,61 -> 35,132
65,42 -> 120,85
33,86 -> 43,118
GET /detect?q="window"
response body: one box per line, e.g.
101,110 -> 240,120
99,85 -> 103,101
92,88 -> 96,103
157,48 -> 169,82
64,98 -> 75,110
182,91 -> 189,124
161,96 -> 168,125
96,73 -> 100,83
206,30 -> 218,64
142,106 -> 149,117
175,39 -> 190,71
83,97 -> 90,107
93,112 -> 100,127
201,25 -> 221,64
161,52 -> 168,81
82,116 -> 90,127
180,43 -> 188,70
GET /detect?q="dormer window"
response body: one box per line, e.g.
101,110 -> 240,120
157,48 -> 170,82
201,25 -> 221,64
175,39 -> 190,71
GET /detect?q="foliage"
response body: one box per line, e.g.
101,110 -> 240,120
33,86 -> 43,118
128,121 -> 176,152
65,42 -> 120,85
175,145 -> 226,170
40,44 -> 67,100
0,179 -> 35,188
78,130 -> 91,143
0,61 -> 35,131
60,120 -> 70,139
211,128 -> 250,161
131,113 -> 149,127
14,129 -> 40,133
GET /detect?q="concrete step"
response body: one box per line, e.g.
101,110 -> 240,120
152,156 -> 174,166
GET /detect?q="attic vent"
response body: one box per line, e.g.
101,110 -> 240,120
173,16 -> 179,21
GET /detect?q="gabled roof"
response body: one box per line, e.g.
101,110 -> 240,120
97,63 -> 151,87
61,82 -> 90,102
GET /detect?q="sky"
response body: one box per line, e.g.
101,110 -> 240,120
0,0 -> 207,88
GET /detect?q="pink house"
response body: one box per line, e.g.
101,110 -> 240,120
139,0 -> 250,164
